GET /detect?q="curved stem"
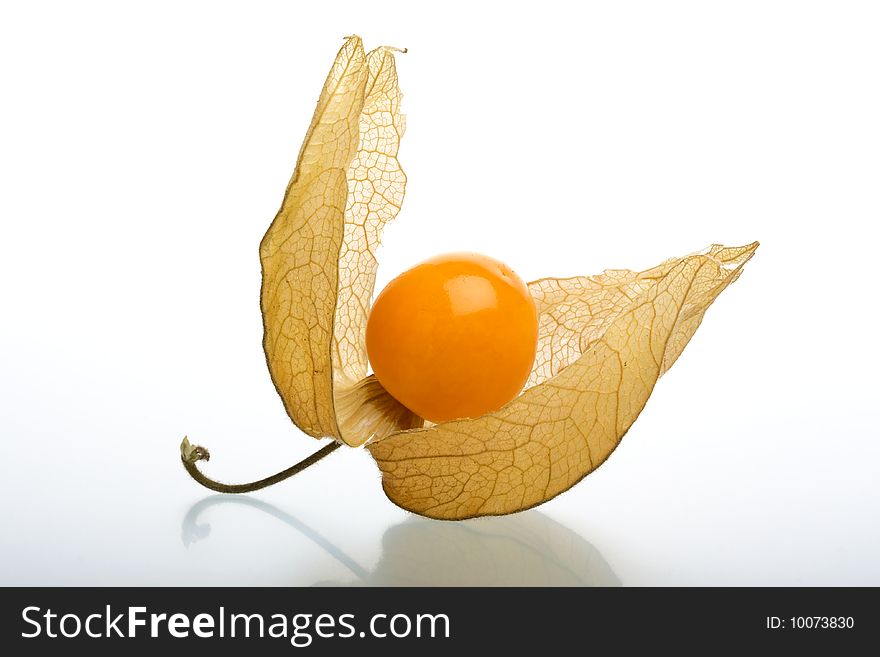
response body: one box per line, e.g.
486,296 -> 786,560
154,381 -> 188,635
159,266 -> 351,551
180,437 -> 341,494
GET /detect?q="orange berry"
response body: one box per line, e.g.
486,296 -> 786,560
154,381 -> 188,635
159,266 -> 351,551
366,253 -> 538,423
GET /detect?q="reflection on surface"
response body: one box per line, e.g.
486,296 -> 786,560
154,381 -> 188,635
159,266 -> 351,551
182,496 -> 369,579
182,496 -> 619,586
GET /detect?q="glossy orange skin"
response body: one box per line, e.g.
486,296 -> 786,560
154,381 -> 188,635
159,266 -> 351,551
366,253 -> 538,423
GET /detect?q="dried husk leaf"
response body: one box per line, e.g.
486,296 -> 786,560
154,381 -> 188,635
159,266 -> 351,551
368,243 -> 758,519
260,37 -> 415,446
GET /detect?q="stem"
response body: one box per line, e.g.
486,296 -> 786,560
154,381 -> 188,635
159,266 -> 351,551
180,437 -> 341,494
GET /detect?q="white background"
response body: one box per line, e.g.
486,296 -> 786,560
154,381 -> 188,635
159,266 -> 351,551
1,0 -> 878,585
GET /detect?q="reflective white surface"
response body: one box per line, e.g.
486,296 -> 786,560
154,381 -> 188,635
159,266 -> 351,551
1,0 -> 879,586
